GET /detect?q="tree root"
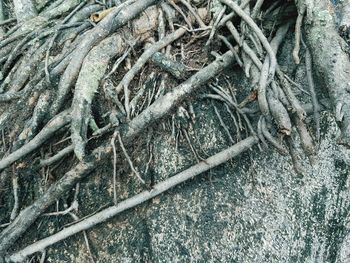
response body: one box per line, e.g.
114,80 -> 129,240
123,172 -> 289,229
297,0 -> 350,146
0,49 -> 235,257
71,33 -> 125,161
116,27 -> 187,118
0,0 -> 348,260
0,110 -> 71,171
49,0 -> 160,117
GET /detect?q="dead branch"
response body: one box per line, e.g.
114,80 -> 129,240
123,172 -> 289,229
260,117 -> 288,155
122,51 -> 235,140
116,131 -> 145,184
39,145 -> 74,167
150,51 -> 188,79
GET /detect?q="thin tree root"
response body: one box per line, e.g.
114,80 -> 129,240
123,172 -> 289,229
220,0 -> 277,82
302,37 -> 320,142
260,117 -> 288,155
292,4 -> 305,65
39,145 -> 74,168
0,50 -> 236,256
0,110 -> 71,171
116,131 -> 145,185
71,33 -> 125,161
116,27 -> 187,119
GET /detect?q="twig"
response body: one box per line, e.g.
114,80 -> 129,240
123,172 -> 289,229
161,2 -> 175,32
251,0 -> 264,20
2,30 -> 39,76
264,0 -> 281,17
218,35 -> 243,67
247,33 -> 263,58
283,74 -> 310,95
225,104 -> 241,141
8,137 -> 258,262
218,0 -> 250,27
150,52 -> 188,79
130,72 -> 157,117
210,85 -> 256,136
67,212 -> 96,263
0,223 -> 10,228
167,0 -> 193,30
267,91 -> 292,136
43,201 -> 78,217
258,23 -> 290,115
158,4 -> 165,42
45,0 -> 88,83
277,69 -> 306,120
144,144 -> 153,175
286,137 -> 304,176
43,183 -> 79,217
207,5 -> 226,46
0,1 -> 4,37
105,46 -> 131,80
180,0 -> 206,28
0,18 -> 17,27
293,115 -> 315,164
39,250 -> 46,263
226,22 -> 262,69
183,128 -> 202,162
257,117 -> 268,148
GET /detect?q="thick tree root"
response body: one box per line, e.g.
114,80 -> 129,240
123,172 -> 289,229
71,33 -> 125,161
297,0 -> 350,146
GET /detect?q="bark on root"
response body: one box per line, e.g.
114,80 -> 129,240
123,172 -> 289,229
298,0 -> 350,146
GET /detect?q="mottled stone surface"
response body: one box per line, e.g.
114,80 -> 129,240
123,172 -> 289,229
24,104 -> 348,263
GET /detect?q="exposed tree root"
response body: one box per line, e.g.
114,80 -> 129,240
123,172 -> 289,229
0,49 -> 235,258
0,0 -> 348,261
296,0 -> 350,146
71,33 -> 125,161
